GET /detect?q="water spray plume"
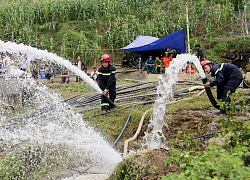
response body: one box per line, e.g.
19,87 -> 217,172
143,54 -> 204,149
0,40 -> 103,94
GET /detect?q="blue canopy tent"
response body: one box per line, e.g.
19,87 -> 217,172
120,29 -> 186,53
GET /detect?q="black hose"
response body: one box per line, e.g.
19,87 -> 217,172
189,131 -> 222,140
202,78 -> 220,110
103,96 -> 116,108
243,79 -> 250,88
112,104 -> 135,148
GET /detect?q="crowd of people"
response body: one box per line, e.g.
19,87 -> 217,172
120,50 -> 179,74
120,45 -> 206,74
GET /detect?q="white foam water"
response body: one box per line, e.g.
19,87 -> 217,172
0,41 -> 121,179
143,54 -> 204,149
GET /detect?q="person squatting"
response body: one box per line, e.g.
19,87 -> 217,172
201,60 -> 243,115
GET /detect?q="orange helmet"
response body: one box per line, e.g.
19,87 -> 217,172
100,54 -> 111,62
200,60 -> 214,67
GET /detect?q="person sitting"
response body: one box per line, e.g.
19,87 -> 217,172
155,56 -> 162,74
26,60 -> 38,79
61,69 -> 69,84
145,55 -> 155,74
39,64 -> 46,79
162,51 -> 173,72
135,55 -> 145,73
83,67 -> 90,76
121,53 -> 131,68
132,53 -> 138,67
45,64 -> 53,81
0,54 -> 6,77
186,63 -> 197,74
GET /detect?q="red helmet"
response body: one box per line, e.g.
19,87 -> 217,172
200,60 -> 214,67
100,54 -> 111,62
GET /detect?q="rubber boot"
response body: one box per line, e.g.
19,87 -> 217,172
102,106 -> 108,114
214,110 -> 226,116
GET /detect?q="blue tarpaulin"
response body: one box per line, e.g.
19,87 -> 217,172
120,29 -> 186,53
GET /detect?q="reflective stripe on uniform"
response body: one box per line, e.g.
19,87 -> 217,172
101,103 -> 110,106
100,73 -> 111,76
215,63 -> 224,78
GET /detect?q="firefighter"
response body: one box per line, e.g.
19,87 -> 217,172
201,60 -> 243,115
98,54 -> 116,114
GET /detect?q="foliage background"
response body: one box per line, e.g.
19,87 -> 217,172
0,0 -> 249,65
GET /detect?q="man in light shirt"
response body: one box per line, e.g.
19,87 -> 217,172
74,55 -> 85,82
90,66 -> 98,82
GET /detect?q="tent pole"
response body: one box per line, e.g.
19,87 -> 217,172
186,2 -> 192,81
186,2 -> 190,54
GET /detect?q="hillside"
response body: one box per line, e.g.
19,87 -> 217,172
0,0 -> 250,65
0,0 -> 250,179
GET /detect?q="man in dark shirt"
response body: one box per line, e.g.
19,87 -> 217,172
195,44 -> 204,61
98,54 -> 116,114
121,53 -> 131,68
202,60 -> 243,115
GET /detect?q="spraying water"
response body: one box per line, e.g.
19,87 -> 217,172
0,41 -> 121,179
143,54 -> 204,149
0,40 -> 102,94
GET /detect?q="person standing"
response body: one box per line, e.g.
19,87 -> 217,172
74,55 -> 85,82
90,66 -> 98,81
98,54 -> 116,114
195,44 -> 205,61
201,60 -> 243,115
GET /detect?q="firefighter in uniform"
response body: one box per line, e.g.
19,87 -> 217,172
98,54 -> 116,114
201,60 -> 243,115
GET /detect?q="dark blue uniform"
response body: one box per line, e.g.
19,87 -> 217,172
98,64 -> 116,111
210,63 -> 243,102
